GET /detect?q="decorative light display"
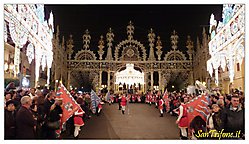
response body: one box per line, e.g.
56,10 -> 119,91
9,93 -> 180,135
4,22 -> 7,42
207,4 -> 245,85
115,64 -> 144,85
4,4 -> 54,87
22,77 -> 30,87
26,43 -> 35,64
41,51 -> 47,71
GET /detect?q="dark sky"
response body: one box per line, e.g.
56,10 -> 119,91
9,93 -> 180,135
44,4 -> 223,56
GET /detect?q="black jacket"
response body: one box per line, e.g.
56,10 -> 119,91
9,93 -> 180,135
221,104 -> 244,135
16,106 -> 36,139
4,109 -> 16,139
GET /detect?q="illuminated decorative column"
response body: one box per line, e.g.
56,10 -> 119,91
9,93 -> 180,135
98,35 -> 105,60
105,28 -> 114,61
150,71 -> 154,90
67,70 -> 71,89
158,70 -> 162,91
148,28 -> 156,61
156,36 -> 163,61
107,70 -> 111,90
35,46 -> 42,87
143,72 -> 147,92
99,70 -> 102,90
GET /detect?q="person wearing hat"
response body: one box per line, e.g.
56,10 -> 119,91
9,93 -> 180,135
4,100 -> 17,139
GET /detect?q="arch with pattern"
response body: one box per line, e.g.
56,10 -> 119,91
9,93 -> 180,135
114,39 -> 147,61
74,50 -> 97,60
164,50 -> 187,61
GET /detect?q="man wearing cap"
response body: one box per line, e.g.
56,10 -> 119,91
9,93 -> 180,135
4,100 -> 17,139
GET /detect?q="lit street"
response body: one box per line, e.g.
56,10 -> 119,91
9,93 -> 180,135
63,103 -> 179,139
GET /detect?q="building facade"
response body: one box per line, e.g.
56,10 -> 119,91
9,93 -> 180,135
207,4 -> 245,94
66,21 -> 195,93
4,4 -> 54,88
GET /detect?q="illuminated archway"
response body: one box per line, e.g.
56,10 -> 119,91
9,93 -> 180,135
115,63 -> 144,93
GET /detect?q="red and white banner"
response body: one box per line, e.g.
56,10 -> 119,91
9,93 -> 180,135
55,82 -> 83,137
185,94 -> 210,127
163,89 -> 170,112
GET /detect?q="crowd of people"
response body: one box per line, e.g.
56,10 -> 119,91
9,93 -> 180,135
4,86 -> 102,139
107,89 -> 245,140
4,83 -> 245,140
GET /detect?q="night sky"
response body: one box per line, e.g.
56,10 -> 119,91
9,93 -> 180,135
45,4 -> 223,56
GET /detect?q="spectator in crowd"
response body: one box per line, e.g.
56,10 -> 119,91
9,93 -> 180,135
43,92 -> 56,139
190,116 -> 206,140
217,99 -> 225,110
211,95 -> 219,105
206,104 -> 222,138
4,100 -> 17,139
46,98 -> 63,139
221,95 -> 244,139
16,89 -> 25,101
15,96 -> 36,139
224,94 -> 232,108
29,88 -> 36,99
36,94 -> 46,138
4,92 -> 12,107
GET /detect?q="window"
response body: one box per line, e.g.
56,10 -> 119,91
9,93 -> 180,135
237,63 -> 240,71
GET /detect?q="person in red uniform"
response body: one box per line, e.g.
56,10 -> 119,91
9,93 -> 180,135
137,95 -> 141,103
146,94 -> 149,104
132,95 -> 136,103
110,95 -> 115,104
121,94 -> 127,114
175,97 -> 189,139
97,101 -> 104,116
158,97 -> 164,117
149,94 -> 152,106
73,109 -> 85,139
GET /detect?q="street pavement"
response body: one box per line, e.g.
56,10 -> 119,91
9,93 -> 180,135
64,103 -> 179,140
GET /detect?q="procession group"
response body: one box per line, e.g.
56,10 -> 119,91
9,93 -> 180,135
4,82 -> 245,140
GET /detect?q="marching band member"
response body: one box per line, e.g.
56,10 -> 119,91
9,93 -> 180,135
121,94 -> 127,114
97,101 -> 104,116
74,109 -> 85,139
175,97 -> 189,140
159,97 -> 164,117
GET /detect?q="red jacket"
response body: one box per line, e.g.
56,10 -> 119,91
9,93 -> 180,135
159,99 -> 164,110
178,104 -> 188,128
121,96 -> 127,106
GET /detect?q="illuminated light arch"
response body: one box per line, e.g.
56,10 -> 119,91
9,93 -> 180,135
114,39 -> 147,61
74,50 -> 97,60
164,50 -> 187,61
115,64 -> 144,85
